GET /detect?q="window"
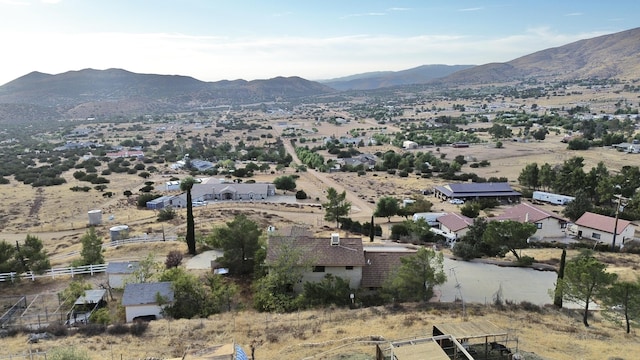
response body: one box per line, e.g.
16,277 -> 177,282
312,266 -> 325,272
535,223 -> 542,229
592,233 -> 601,240
345,266 -> 354,270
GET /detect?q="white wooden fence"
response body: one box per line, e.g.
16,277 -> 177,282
1,234 -> 179,282
0,264 -> 108,283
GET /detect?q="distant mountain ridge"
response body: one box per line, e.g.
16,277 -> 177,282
436,27 -> 640,84
320,64 -> 475,91
0,27 -> 639,122
0,68 -> 335,122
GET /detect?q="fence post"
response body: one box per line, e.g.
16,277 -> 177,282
30,271 -> 35,281
70,267 -> 74,278
90,264 -> 94,276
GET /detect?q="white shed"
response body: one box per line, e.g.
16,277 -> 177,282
122,282 -> 174,323
106,261 -> 139,289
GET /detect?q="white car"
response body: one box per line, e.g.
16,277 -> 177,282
449,198 -> 465,205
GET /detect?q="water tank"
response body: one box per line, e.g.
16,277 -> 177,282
88,209 -> 102,225
109,225 -> 129,242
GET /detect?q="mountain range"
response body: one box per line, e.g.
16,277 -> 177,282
0,27 -> 639,123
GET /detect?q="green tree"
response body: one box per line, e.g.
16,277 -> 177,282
0,240 -> 18,273
129,253 -> 161,283
59,280 -> 93,307
208,214 -> 263,275
453,217 -> 490,260
323,187 -> 351,228
562,189 -> 593,222
539,163 -> 555,191
16,235 -> 50,274
369,215 -> 375,242
482,220 -> 536,261
398,197 -> 433,219
602,279 -> 640,333
273,175 -> 297,193
299,274 -> 352,308
180,176 -> 197,255
79,227 -> 104,265
560,251 -> 617,327
374,196 -> 399,222
157,206 -> 176,221
383,247 -> 446,302
553,248 -> 567,308
253,238 -> 307,312
518,162 -> 540,190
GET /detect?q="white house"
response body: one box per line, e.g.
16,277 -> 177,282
435,213 -> 474,243
106,261 -> 139,289
575,212 -> 636,247
121,282 -> 174,322
493,202 -> 569,240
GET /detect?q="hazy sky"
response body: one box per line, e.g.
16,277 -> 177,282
1,0 -> 638,85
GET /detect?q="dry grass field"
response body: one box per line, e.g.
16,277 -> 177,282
2,89 -> 640,359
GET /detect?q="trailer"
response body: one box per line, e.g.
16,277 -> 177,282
532,191 -> 575,205
413,212 -> 448,226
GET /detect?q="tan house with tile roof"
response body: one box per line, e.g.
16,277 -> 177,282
575,212 -> 635,247
267,233 -> 365,290
492,202 -> 569,240
436,213 -> 474,240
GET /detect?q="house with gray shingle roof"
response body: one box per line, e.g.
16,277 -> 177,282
121,282 -> 174,322
575,212 -> 635,247
267,233 -> 365,290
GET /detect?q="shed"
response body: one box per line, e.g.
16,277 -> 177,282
122,282 -> 174,323
67,289 -> 107,325
433,320 -> 508,339
392,340 -> 450,360
106,261 -> 139,288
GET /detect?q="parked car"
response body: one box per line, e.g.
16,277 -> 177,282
449,198 -> 464,205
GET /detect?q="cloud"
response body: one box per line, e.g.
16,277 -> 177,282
458,7 -> 483,12
565,12 -> 583,16
387,7 -> 410,11
340,12 -> 386,19
41,0 -> 61,3
0,0 -> 29,5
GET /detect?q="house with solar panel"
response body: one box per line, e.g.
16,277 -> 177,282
433,182 -> 521,203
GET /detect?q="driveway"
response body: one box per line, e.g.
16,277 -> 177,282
185,249 -> 223,270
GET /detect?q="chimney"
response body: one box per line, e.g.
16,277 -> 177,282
331,233 -> 340,246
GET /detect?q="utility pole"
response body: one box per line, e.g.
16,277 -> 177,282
611,194 -> 628,251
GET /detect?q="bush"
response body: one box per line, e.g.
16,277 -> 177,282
46,323 -> 68,336
516,255 -> 535,266
295,190 -> 308,199
107,323 -> 130,335
77,323 -> 106,336
89,308 -> 111,325
48,347 -> 91,360
165,250 -> 183,268
157,206 -> 176,221
130,321 -> 149,336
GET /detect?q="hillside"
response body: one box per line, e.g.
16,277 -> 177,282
0,69 -> 335,122
438,27 -> 640,84
320,64 -> 475,91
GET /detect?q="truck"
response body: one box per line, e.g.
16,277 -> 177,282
412,212 -> 448,226
532,191 -> 575,205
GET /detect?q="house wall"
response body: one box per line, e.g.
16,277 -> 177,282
125,304 -> 165,323
532,217 -> 567,239
299,266 -> 363,290
577,225 -> 636,247
439,225 -> 469,240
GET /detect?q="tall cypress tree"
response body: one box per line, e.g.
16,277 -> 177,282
554,248 -> 567,308
369,215 -> 375,242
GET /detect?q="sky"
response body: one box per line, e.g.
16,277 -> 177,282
1,0 -> 639,86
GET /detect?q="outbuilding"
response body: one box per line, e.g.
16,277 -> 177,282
122,282 -> 174,323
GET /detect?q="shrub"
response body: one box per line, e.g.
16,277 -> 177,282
90,308 -> 111,325
107,323 -> 130,335
295,190 -> 308,200
46,323 -> 68,336
48,347 -> 91,360
129,321 -> 149,336
516,255 -> 535,266
165,250 -> 183,268
77,323 -> 106,336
